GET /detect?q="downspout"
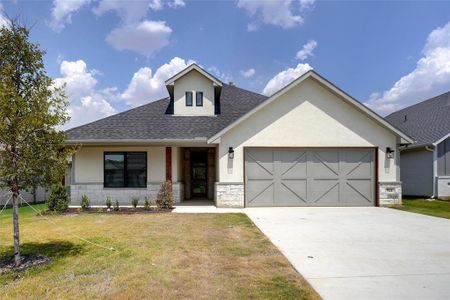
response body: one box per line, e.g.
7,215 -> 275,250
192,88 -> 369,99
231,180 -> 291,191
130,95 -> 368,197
425,145 -> 436,198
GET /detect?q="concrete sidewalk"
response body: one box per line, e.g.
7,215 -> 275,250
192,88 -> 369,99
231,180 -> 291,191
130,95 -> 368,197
172,200 -> 243,213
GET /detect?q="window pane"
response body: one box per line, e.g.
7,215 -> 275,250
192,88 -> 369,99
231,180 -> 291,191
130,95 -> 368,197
186,92 -> 193,106
196,92 -> 203,106
105,153 -> 124,187
126,153 -> 147,188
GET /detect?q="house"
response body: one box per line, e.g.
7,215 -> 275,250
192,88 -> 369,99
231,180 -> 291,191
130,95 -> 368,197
385,91 -> 450,198
65,64 -> 413,207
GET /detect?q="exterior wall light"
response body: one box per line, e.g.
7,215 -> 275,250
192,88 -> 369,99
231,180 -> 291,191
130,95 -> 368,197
228,147 -> 234,159
386,147 -> 395,159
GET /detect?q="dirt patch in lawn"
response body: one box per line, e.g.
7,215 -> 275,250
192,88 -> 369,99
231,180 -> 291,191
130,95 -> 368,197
0,206 -> 319,299
0,255 -> 51,275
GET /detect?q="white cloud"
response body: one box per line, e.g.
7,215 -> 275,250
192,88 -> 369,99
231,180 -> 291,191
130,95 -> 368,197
93,0 -> 184,23
54,60 -> 117,129
296,40 -> 317,61
240,68 -> 256,78
262,63 -> 313,96
49,0 -> 90,32
237,0 -> 315,30
121,57 -> 194,107
366,21 -> 450,115
300,0 -> 315,11
207,66 -> 233,83
94,0 -> 183,55
106,20 -> 172,56
0,3 -> 10,28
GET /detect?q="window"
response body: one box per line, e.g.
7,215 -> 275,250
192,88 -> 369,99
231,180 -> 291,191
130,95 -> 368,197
104,152 -> 147,188
185,91 -> 193,106
196,91 -> 203,106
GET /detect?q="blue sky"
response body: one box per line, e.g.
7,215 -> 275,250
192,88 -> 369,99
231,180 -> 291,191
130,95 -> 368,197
1,0 -> 450,129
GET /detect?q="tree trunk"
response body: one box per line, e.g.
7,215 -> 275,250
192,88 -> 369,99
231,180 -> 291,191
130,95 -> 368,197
12,189 -> 20,266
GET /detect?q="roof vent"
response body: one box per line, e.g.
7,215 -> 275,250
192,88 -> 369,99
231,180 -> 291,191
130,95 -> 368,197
228,81 -> 235,86
403,115 -> 407,122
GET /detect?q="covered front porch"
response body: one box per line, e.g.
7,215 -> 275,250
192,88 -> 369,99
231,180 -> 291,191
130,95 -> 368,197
68,144 -> 218,206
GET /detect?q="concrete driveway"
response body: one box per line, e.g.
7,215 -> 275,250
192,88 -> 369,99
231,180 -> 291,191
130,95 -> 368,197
245,207 -> 450,300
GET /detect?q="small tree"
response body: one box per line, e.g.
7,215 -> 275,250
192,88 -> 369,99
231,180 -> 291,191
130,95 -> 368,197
113,200 -> 120,212
143,197 -> 150,210
46,184 -> 70,213
80,195 -> 90,210
0,19 -> 72,266
105,196 -> 112,209
156,181 -> 174,209
131,196 -> 139,208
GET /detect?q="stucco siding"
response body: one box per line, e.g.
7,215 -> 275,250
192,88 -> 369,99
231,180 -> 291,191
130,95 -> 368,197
400,148 -> 433,197
74,146 -> 165,184
173,69 -> 215,116
70,146 -> 186,204
217,77 -> 399,184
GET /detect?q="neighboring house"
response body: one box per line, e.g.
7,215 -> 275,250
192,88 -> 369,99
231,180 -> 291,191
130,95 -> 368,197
65,64 -> 412,207
385,91 -> 450,198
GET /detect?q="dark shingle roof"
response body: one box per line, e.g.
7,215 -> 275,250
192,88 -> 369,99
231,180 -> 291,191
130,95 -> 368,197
66,84 -> 268,141
385,91 -> 450,146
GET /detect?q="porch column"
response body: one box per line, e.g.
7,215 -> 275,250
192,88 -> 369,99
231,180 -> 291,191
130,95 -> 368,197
165,147 -> 172,183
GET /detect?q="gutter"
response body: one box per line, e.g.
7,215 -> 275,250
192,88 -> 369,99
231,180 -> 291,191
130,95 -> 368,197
425,145 -> 437,199
64,138 -> 209,146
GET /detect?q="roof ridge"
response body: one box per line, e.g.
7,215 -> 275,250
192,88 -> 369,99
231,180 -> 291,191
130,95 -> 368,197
65,97 -> 169,133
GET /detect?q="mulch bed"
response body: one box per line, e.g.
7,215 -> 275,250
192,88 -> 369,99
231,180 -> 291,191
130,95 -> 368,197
0,255 -> 51,275
62,207 -> 173,215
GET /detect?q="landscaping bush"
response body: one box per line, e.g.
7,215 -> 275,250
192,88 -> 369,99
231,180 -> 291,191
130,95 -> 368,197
144,197 -> 151,210
131,196 -> 139,208
46,184 -> 70,212
105,196 -> 112,209
80,195 -> 90,210
156,181 -> 174,209
113,200 -> 120,211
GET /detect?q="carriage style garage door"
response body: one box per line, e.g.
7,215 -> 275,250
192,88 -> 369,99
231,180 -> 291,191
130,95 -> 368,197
245,148 -> 376,207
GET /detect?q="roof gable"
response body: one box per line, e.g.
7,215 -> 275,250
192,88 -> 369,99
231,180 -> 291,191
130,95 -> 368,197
208,70 -> 414,144
165,64 -> 223,87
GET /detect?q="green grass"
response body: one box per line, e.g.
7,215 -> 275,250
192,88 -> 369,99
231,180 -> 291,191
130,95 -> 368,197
391,198 -> 450,219
0,204 -> 319,300
0,203 -> 46,220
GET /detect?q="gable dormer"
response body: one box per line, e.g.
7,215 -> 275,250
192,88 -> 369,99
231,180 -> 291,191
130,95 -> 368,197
165,64 -> 222,116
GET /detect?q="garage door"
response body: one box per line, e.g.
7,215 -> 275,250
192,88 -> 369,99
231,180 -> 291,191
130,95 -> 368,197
245,148 -> 375,207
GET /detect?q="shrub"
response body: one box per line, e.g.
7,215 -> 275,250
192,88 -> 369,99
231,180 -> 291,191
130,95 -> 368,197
144,197 -> 151,210
46,184 -> 70,212
113,200 -> 120,211
80,195 -> 90,210
156,181 -> 174,209
131,196 -> 139,208
105,196 -> 112,209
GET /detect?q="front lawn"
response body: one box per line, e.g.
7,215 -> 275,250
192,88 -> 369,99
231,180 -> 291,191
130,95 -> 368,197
391,198 -> 450,219
0,205 -> 318,299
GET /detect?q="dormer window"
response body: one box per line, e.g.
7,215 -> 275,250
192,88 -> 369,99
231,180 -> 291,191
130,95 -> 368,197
196,92 -> 203,106
185,91 -> 193,106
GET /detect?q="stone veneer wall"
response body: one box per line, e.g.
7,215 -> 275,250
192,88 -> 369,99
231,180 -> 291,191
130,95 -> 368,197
437,176 -> 450,198
215,183 -> 244,208
215,182 -> 403,207
70,182 -> 183,206
379,182 -> 402,205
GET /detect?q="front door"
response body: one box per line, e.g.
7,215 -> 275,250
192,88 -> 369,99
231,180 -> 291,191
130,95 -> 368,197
191,151 -> 208,198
